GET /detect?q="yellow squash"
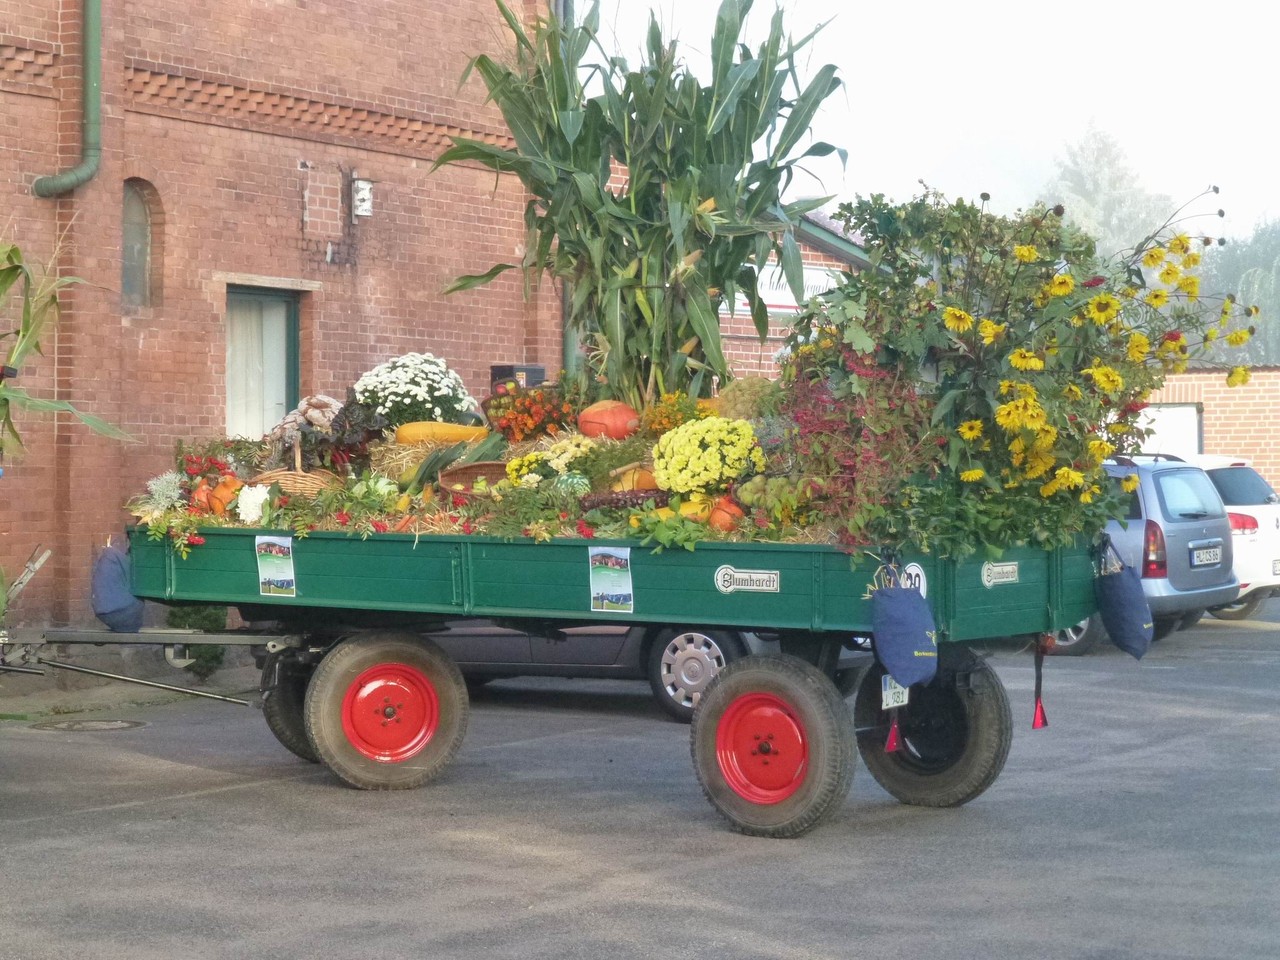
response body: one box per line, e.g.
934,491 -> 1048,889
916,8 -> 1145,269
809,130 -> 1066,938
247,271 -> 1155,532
394,421 -> 489,445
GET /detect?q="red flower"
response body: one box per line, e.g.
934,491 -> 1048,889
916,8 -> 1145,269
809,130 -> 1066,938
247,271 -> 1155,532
575,519 -> 595,538
187,534 -> 206,546
461,520 -> 474,534
335,511 -> 351,526
370,520 -> 389,533
277,495 -> 290,507
1162,330 -> 1184,344
1082,275 -> 1106,288
558,512 -> 569,521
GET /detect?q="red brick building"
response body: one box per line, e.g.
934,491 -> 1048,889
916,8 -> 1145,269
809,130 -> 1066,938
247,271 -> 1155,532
2,0 -> 560,624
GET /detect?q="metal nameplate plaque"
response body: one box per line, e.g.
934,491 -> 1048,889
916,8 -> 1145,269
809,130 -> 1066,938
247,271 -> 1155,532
981,561 -> 1020,588
714,565 -> 780,594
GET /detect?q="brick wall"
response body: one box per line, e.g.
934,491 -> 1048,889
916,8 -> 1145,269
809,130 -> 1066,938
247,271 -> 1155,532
1149,368 -> 1280,489
1,0 -> 559,625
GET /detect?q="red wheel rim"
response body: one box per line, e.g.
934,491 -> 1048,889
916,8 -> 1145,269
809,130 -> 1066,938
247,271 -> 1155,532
341,662 -> 439,763
715,692 -> 808,804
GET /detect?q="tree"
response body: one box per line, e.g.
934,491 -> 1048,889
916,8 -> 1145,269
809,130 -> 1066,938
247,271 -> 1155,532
1039,129 -> 1173,258
434,0 -> 843,410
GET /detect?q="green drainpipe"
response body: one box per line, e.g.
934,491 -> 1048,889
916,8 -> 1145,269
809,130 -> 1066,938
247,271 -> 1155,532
33,0 -> 101,197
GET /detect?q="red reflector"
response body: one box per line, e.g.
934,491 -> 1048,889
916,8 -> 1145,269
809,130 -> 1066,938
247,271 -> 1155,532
1229,512 -> 1258,534
1143,519 -> 1167,578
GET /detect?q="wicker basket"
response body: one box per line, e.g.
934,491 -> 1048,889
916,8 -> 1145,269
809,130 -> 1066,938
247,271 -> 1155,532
438,461 -> 508,499
249,441 -> 342,498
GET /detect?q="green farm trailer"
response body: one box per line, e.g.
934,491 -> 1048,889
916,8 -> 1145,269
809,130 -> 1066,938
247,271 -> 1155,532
3,528 -> 1096,837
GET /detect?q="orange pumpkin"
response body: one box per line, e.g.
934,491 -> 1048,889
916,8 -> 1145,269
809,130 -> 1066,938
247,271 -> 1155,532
708,496 -> 745,532
208,476 -> 244,516
189,477 -> 213,513
609,466 -> 659,492
578,400 -> 641,440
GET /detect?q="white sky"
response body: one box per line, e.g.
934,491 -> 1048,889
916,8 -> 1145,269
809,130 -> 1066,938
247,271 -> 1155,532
590,0 -> 1276,239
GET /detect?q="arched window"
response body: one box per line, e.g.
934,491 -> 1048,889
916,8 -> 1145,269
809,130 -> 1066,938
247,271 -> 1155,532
122,179 -> 159,308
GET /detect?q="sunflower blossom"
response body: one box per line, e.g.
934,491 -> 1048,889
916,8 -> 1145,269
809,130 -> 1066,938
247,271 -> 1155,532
1127,332 -> 1150,363
1144,289 -> 1169,308
978,319 -> 1006,345
1142,247 -> 1166,268
942,306 -> 975,333
1227,366 -> 1251,387
960,468 -> 985,483
1049,273 -> 1075,297
1086,293 -> 1122,325
958,420 -> 984,441
1083,365 -> 1124,392
1121,474 -> 1140,493
1226,328 -> 1251,347
1009,348 -> 1044,371
1013,244 -> 1040,263
1158,262 -> 1181,285
1168,234 -> 1192,255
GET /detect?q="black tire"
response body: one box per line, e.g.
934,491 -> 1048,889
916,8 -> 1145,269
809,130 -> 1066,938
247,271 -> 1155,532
1209,594 -> 1266,622
691,655 -> 854,838
304,632 -> 469,790
260,653 -> 319,763
1151,616 -> 1179,641
648,627 -> 746,723
1178,609 -> 1205,630
1049,614 -> 1107,657
853,647 -> 1012,807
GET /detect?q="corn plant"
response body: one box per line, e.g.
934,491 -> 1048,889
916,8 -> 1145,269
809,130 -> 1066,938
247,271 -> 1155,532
434,0 -> 843,410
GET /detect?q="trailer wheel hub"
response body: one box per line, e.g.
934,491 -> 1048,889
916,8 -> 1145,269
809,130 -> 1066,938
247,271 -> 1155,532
715,692 -> 808,804
341,662 -> 439,763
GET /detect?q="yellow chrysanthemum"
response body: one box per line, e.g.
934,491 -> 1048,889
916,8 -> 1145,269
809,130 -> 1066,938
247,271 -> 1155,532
1142,247 -> 1166,268
1127,332 -> 1150,363
1121,474 -> 1140,493
960,468 -> 985,483
1158,262 -> 1181,285
1062,383 -> 1083,401
1032,425 -> 1058,451
958,420 -> 984,441
1226,328 -> 1252,347
1080,484 -> 1101,504
1204,327 -> 1220,342
1227,366 -> 1251,387
1013,244 -> 1039,263
1177,275 -> 1200,301
1144,289 -> 1169,308
1009,349 -> 1044,371
978,319 -> 1006,345
1106,422 -> 1130,436
1038,478 -> 1063,498
1086,293 -> 1122,325
942,306 -> 975,333
1168,234 -> 1191,255
999,379 -> 1017,396
1182,251 -> 1201,268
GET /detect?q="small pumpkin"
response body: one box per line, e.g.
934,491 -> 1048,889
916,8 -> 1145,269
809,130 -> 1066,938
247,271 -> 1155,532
578,400 -> 640,440
708,496 -> 745,532
189,477 -> 213,513
609,466 -> 658,492
208,476 -> 244,516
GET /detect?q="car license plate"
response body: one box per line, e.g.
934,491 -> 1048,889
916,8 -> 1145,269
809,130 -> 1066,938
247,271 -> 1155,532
1191,546 -> 1221,567
881,674 -> 909,709
1273,559 -> 1280,576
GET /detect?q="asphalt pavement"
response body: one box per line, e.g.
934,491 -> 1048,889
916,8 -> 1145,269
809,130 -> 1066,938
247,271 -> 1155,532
1,607 -> 1278,960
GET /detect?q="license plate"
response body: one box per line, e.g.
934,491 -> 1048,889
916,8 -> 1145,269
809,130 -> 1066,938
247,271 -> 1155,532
1191,547 -> 1221,567
881,674 -> 909,710
1273,559 -> 1280,576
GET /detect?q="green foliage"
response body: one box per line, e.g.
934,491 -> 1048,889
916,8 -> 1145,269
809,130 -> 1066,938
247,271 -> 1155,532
434,0 -> 843,410
786,189 -> 1257,557
165,605 -> 228,682
1,240 -> 132,458
630,504 -> 709,553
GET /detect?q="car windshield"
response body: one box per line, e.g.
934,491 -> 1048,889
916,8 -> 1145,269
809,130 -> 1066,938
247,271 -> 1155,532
1205,467 -> 1279,506
1154,469 -> 1227,521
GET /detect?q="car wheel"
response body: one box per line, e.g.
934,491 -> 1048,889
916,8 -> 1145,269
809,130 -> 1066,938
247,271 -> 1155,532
1049,614 -> 1107,656
260,652 -> 319,763
1151,616 -> 1179,641
1209,595 -> 1266,621
647,627 -> 745,723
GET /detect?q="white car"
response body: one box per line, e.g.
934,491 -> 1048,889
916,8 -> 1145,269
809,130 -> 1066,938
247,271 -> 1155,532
1187,455 -> 1280,620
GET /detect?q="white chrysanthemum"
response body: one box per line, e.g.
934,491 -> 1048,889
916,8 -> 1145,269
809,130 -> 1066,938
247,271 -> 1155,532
235,485 -> 271,524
